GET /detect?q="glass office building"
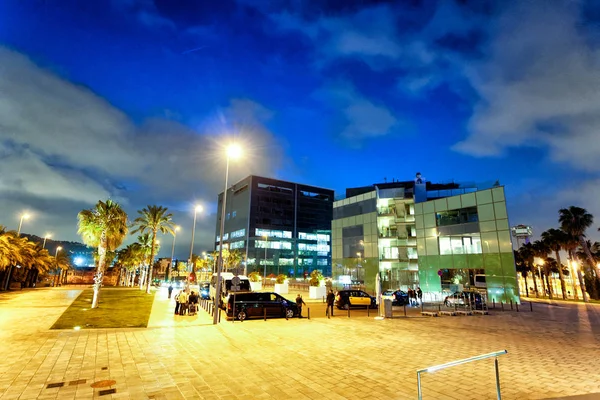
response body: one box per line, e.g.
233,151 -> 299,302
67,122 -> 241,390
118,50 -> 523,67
332,177 -> 518,303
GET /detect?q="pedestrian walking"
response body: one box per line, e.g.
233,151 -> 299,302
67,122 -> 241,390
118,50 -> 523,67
416,287 -> 423,305
296,294 -> 306,318
188,291 -> 198,315
326,290 -> 335,317
168,284 -> 173,299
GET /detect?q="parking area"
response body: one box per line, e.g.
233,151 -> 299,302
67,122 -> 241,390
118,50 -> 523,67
1,288 -> 600,399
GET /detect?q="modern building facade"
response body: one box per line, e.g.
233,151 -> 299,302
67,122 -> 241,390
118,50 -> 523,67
215,176 -> 334,277
332,175 -> 518,303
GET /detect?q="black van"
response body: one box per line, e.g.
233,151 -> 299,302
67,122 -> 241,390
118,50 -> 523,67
226,292 -> 298,321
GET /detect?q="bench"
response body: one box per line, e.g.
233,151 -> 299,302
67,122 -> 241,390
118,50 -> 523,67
456,310 -> 473,316
421,311 -> 438,317
439,311 -> 456,316
473,310 -> 489,315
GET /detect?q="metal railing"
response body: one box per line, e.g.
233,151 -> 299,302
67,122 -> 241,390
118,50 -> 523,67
417,350 -> 507,400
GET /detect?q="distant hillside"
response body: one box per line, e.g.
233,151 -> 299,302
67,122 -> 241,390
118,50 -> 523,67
22,234 -> 95,267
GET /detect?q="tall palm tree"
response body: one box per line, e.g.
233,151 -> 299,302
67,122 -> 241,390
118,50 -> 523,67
514,249 -> 530,297
518,243 -> 538,296
559,206 -> 600,283
132,205 -> 174,294
541,228 -> 568,299
562,232 -> 587,301
77,199 -> 129,308
532,240 -> 552,298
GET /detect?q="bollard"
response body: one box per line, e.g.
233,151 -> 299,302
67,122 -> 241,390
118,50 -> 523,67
285,309 -> 288,320
530,301 -> 533,312
421,301 -> 424,312
367,306 -> 370,317
510,300 -> 513,310
438,304 -> 441,312
347,307 -> 350,318
516,302 -> 519,312
501,301 -> 504,311
264,307 -> 267,321
323,296 -> 325,303
308,308 -> 310,320
493,299 -> 495,309
404,304 -> 407,317
218,308 -> 221,323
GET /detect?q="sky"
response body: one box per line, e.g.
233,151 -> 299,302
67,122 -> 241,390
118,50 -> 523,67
1,0 -> 600,259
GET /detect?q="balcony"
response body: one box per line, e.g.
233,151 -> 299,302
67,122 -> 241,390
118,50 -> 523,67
397,238 -> 417,247
377,207 -> 397,217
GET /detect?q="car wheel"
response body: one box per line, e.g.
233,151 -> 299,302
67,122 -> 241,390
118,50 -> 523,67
343,303 -> 350,310
236,309 -> 247,321
285,308 -> 295,319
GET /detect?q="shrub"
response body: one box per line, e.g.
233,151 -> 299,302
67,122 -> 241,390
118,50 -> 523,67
309,270 -> 324,287
275,274 -> 287,284
248,271 -> 261,282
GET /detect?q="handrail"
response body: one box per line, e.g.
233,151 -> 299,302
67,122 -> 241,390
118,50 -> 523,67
417,350 -> 507,400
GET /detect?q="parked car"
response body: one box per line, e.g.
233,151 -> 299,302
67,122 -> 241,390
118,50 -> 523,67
444,291 -> 485,309
226,292 -> 298,321
336,290 -> 377,309
381,289 -> 409,306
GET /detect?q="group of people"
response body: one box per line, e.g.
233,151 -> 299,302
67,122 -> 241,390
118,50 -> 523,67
173,288 -> 200,316
407,287 -> 423,306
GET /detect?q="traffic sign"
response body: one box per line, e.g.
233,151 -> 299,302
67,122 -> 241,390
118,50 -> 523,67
231,285 -> 241,292
438,269 -> 443,277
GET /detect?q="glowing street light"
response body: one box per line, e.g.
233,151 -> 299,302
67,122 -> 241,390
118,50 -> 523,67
42,233 -> 51,249
54,246 -> 63,286
189,205 -> 203,271
214,143 -> 243,325
17,213 -> 30,237
170,226 -> 180,279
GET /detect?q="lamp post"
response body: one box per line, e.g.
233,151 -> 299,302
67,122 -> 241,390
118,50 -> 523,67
356,252 -> 362,283
169,226 -> 180,282
213,144 -> 242,325
42,233 -> 51,249
17,213 -> 30,237
189,205 -> 203,272
534,257 -> 546,298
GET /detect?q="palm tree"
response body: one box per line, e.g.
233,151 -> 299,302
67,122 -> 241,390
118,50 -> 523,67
532,240 -> 552,299
77,199 -> 128,308
541,228 -> 569,299
132,205 -> 174,294
135,233 -> 152,289
559,206 -> 600,288
518,243 -> 538,296
54,249 -> 71,286
562,232 -> 587,301
514,249 -> 530,297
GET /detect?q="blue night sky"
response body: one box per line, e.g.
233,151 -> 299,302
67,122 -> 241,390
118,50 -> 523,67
1,0 -> 600,257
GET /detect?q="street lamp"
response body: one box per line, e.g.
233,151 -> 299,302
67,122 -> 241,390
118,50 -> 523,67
169,226 -> 180,281
42,233 -> 51,249
17,213 -> 30,237
356,252 -> 362,282
189,205 -> 203,271
534,257 -> 546,298
213,143 -> 242,325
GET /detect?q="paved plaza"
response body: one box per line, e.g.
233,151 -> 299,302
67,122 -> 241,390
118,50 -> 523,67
1,288 -> 600,400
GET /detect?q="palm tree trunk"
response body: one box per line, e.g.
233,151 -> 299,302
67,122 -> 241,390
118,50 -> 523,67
92,234 -> 107,309
145,232 -> 157,294
530,265 -> 539,296
555,250 -> 567,299
539,269 -> 547,297
570,251 -> 589,302
524,275 -> 529,297
545,269 -> 553,299
580,236 -> 600,278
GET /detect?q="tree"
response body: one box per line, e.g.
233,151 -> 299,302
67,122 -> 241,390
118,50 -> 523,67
518,243 -> 538,296
532,240 -> 552,299
560,206 -> 600,298
514,249 -> 530,297
132,205 -> 173,294
541,228 -> 569,299
54,249 -> 71,286
77,199 -> 128,308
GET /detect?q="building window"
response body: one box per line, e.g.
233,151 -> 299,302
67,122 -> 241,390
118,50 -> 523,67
230,229 -> 246,238
436,207 -> 478,226
256,228 -> 292,239
438,235 -> 482,255
230,240 -> 245,249
256,240 -> 292,250
226,212 -> 231,220
232,211 -> 237,218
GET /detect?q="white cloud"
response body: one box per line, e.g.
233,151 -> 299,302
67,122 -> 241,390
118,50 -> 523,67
453,1 -> 600,172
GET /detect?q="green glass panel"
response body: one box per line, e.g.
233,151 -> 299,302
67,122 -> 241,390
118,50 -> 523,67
492,187 -> 505,203
494,201 -> 508,220
416,229 -> 424,239
415,215 -> 424,229
497,230 -> 513,253
478,203 -> 495,222
461,193 -> 476,207
434,198 -> 448,212
425,237 -> 439,255
418,265 -> 442,293
425,228 -> 438,238
417,238 -> 426,254
453,254 -> 467,269
481,232 -> 500,253
496,218 -> 509,231
414,202 -> 423,215
424,213 -> 436,228
479,220 -> 496,232
447,195 -> 461,211
423,201 -> 435,214
439,254 -> 454,269
467,254 -> 483,269
476,189 -> 493,205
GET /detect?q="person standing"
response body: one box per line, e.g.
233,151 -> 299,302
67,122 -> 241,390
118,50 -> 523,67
168,284 -> 173,299
178,290 -> 188,316
326,290 -> 335,317
416,287 -> 423,305
174,290 -> 182,315
296,294 -> 306,318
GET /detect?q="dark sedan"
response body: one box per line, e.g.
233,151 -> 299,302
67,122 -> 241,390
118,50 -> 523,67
381,289 -> 409,306
226,292 -> 298,321
444,291 -> 486,309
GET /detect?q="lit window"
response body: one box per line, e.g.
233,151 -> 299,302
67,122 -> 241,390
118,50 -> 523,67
232,211 -> 237,218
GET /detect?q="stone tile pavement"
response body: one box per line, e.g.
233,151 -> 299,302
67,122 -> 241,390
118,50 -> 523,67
1,288 -> 600,399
